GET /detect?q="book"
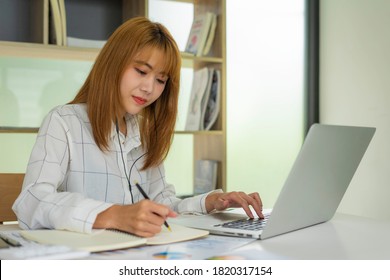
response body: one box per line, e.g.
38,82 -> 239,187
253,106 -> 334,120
58,0 -> 67,46
185,12 -> 216,56
202,13 -> 217,56
199,67 -> 215,130
202,69 -> 221,130
194,160 -> 219,195
185,67 -> 213,131
185,67 -> 221,131
20,224 -> 209,253
49,0 -> 63,46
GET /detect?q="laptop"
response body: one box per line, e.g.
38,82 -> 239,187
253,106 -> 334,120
171,124 -> 375,239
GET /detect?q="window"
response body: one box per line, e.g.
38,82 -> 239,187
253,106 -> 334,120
226,0 -> 318,207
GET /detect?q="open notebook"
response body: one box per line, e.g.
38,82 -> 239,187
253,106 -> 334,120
20,224 -> 208,252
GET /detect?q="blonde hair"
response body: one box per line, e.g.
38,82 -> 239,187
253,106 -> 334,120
70,17 -> 181,170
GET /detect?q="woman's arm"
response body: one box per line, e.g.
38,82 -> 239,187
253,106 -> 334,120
12,107 -> 112,233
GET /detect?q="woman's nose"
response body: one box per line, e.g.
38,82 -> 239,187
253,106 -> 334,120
140,76 -> 154,94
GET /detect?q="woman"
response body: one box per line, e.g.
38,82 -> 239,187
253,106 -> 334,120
13,17 -> 263,237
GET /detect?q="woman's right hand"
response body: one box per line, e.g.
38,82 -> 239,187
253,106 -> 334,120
94,200 -> 177,237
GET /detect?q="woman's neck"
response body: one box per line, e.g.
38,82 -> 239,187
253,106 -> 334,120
119,117 -> 127,135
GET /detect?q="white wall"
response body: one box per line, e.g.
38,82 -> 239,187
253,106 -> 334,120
320,0 -> 390,220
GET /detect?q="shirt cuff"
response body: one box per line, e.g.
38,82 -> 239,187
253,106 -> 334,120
177,189 -> 224,214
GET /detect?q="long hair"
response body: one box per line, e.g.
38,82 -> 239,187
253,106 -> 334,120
69,17 -> 181,170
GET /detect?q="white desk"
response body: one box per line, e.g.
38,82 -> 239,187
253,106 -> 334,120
225,213 -> 390,260
2,213 -> 390,260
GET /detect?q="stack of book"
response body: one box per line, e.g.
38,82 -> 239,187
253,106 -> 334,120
184,12 -> 217,57
49,0 -> 67,46
185,67 -> 221,131
49,0 -> 107,48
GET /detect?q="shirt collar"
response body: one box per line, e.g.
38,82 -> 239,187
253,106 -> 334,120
110,114 -> 142,149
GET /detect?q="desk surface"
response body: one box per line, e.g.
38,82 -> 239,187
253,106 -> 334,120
2,213 -> 390,260
224,213 -> 390,260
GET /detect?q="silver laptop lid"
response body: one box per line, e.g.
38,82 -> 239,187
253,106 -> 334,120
261,124 -> 375,239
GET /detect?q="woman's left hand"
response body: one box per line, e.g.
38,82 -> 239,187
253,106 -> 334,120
205,191 -> 264,219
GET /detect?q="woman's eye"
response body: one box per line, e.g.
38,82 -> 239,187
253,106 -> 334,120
135,68 -> 146,75
157,79 -> 167,85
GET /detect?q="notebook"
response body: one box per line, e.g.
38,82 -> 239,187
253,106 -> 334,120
171,124 -> 375,239
20,223 -> 208,252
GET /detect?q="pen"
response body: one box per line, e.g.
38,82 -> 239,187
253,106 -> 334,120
135,182 -> 172,232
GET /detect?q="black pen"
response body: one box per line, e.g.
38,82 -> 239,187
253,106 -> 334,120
135,182 -> 172,232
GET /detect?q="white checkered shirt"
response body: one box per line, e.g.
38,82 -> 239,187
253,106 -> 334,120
13,104 -> 210,233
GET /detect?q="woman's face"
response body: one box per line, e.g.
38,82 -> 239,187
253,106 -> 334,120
119,47 -> 168,116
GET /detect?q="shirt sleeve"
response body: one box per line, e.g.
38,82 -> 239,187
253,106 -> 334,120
147,164 -> 222,214
12,109 -> 112,233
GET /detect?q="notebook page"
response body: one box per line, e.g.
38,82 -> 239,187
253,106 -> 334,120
146,223 -> 209,245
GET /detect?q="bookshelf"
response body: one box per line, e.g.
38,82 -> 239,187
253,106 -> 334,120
0,0 -> 227,191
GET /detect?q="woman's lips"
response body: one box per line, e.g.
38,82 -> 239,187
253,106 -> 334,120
133,96 -> 147,105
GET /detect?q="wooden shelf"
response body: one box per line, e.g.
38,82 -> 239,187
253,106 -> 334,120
0,127 -> 39,134
0,42 -> 223,65
0,0 -> 227,190
0,41 -> 100,61
0,127 -> 224,135
175,130 -> 223,136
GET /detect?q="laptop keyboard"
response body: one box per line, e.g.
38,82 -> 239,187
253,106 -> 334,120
217,214 -> 270,231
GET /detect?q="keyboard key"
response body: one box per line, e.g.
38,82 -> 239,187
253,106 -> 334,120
218,215 -> 270,231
